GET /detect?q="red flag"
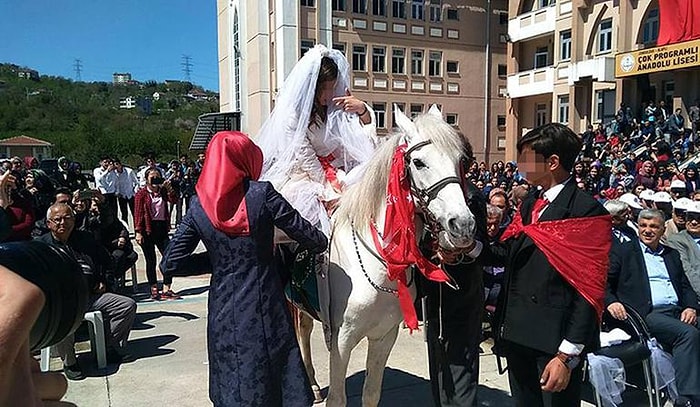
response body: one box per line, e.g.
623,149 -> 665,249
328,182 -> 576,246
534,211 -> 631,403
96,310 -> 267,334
658,0 -> 700,45
501,205 -> 611,318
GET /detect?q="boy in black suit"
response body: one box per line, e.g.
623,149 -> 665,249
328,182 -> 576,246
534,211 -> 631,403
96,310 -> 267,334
495,123 -> 611,407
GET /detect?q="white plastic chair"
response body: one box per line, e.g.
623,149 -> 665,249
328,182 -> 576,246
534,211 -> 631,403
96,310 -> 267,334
40,310 -> 107,371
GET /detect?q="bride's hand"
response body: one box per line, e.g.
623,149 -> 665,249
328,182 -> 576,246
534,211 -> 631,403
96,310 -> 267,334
332,90 -> 366,115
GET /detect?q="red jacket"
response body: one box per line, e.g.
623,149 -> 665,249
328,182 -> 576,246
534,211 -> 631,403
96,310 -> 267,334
133,186 -> 176,235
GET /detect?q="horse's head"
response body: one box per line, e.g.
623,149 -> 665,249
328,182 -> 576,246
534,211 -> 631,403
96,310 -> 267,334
394,104 -> 476,250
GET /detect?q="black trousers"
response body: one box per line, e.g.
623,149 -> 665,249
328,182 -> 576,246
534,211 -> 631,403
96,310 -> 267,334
141,221 -> 171,286
117,196 -> 134,225
504,341 -> 584,407
103,193 -> 118,219
645,306 -> 700,398
426,283 -> 483,406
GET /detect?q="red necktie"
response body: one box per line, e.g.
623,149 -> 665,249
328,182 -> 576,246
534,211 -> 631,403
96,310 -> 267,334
531,198 -> 549,223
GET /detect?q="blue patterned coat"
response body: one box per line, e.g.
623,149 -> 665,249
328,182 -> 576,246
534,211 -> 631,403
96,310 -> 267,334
161,181 -> 328,406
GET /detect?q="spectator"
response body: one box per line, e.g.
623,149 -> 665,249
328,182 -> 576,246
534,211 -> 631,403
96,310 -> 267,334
23,169 -> 55,221
665,197 -> 692,241
678,163 -> 700,194
113,158 -> 138,225
653,191 -> 673,220
488,188 -> 511,229
606,209 -> 699,406
181,160 -> 199,214
165,160 -> 184,226
37,203 -> 137,380
3,173 -> 36,242
66,162 -> 89,191
671,179 -> 689,200
134,168 -> 178,300
635,160 -> 657,190
93,157 -> 118,218
689,100 -> 700,138
137,154 -> 163,188
668,108 -> 685,139
666,202 -> 700,301
483,204 -> 504,308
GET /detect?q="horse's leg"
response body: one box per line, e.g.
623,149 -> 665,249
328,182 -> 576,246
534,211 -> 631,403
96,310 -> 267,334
362,325 -> 400,407
296,311 -> 323,403
326,326 -> 361,407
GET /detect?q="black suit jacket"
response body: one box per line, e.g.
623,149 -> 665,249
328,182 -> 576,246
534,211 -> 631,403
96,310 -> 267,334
495,181 -> 608,355
607,239 -> 699,316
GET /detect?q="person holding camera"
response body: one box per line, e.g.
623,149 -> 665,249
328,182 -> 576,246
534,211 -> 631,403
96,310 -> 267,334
133,168 -> 178,300
37,203 -> 137,379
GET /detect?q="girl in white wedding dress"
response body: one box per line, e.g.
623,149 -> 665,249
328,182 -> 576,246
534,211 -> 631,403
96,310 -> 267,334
257,44 -> 378,235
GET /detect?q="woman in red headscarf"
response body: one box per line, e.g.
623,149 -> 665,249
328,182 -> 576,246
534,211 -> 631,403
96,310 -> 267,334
160,131 -> 327,407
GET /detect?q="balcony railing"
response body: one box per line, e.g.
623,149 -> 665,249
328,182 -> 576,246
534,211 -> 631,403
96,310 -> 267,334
506,67 -> 555,99
508,6 -> 556,43
567,56 -> 616,85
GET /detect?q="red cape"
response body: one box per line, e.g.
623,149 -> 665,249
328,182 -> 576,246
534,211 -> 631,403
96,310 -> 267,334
501,202 -> 611,318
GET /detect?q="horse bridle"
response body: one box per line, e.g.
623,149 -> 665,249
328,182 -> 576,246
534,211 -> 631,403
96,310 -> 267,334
404,140 -> 463,237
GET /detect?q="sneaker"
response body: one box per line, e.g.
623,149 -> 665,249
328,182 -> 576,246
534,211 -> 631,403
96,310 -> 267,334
63,363 -> 85,380
161,290 -> 182,300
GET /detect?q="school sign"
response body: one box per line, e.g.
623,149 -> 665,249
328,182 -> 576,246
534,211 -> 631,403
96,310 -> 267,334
615,39 -> 700,78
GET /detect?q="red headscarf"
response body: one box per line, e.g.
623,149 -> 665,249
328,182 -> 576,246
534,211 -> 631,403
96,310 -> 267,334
195,131 -> 263,235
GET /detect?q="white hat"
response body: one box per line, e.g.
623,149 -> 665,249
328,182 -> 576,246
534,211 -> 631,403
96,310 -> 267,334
653,191 -> 673,203
639,189 -> 655,201
670,180 -> 686,190
673,197 -> 693,211
687,201 -> 700,214
619,193 -> 643,209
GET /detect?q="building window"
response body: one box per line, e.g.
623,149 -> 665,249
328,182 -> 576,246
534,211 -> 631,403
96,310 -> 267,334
372,46 -> 386,73
353,0 -> 367,13
558,95 -> 569,124
301,0 -> 315,6
534,46 -> 549,68
596,89 -> 616,122
598,19 -> 613,53
429,0 -> 441,22
560,30 -> 571,61
392,48 -> 405,74
301,39 -> 315,56
233,9 -> 241,111
392,0 -> 406,18
499,12 -> 508,25
353,44 -> 367,71
446,113 -> 458,126
333,43 -> 346,56
643,9 -> 659,44
373,103 -> 386,128
446,8 -> 458,20
332,0 -> 346,11
410,104 -> 423,117
428,51 -> 441,76
411,50 -> 423,75
497,64 -> 507,78
536,103 -> 548,127
538,0 -> 554,7
411,0 -> 424,20
497,115 -> 506,127
372,0 -> 386,16
446,60 -> 458,74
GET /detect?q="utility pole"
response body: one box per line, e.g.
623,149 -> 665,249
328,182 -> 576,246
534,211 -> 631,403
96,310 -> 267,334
181,55 -> 193,83
73,59 -> 83,81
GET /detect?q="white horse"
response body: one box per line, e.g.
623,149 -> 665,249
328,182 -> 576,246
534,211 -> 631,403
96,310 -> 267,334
312,105 -> 477,406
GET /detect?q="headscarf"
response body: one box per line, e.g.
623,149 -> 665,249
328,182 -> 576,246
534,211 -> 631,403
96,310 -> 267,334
23,156 -> 38,169
639,160 -> 654,177
57,156 -> 69,173
195,131 -> 263,236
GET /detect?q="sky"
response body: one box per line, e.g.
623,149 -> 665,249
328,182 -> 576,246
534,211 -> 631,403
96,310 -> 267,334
0,0 -> 220,91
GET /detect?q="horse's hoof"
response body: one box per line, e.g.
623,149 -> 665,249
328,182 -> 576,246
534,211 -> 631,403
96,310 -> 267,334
311,385 -> 325,404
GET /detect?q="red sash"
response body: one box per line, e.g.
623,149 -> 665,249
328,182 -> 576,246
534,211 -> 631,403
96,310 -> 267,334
370,145 -> 454,332
500,200 -> 611,318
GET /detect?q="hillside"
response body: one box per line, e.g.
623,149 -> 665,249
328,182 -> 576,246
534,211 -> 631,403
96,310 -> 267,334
0,63 -> 219,167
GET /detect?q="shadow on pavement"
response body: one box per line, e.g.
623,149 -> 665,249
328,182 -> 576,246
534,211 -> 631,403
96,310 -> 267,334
323,367 -> 513,407
132,310 -> 199,330
125,334 -> 179,361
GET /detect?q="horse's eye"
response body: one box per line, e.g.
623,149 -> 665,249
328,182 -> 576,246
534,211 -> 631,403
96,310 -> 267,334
412,158 -> 427,169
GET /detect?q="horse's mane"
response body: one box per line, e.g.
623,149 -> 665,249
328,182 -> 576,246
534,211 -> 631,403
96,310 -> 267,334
335,112 -> 466,232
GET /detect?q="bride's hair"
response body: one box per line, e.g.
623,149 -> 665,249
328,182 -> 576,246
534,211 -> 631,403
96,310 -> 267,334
309,56 -> 338,129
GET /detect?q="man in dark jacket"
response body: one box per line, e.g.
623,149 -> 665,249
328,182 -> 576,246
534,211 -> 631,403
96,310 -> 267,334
494,123 -> 611,407
607,209 -> 699,406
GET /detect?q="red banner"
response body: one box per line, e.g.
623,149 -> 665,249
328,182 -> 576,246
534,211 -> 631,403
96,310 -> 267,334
658,0 -> 700,46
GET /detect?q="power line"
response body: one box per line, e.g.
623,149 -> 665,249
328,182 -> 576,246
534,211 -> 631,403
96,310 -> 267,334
181,55 -> 193,82
73,58 -> 83,81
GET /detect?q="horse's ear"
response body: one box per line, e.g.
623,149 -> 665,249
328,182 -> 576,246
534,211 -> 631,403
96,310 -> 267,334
427,104 -> 442,118
393,104 -> 418,143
